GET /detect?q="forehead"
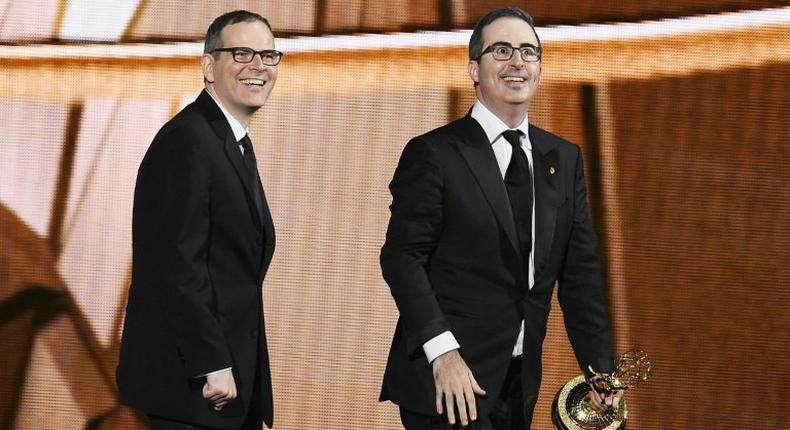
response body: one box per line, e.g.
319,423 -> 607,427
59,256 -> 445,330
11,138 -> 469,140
219,20 -> 274,48
481,17 -> 538,46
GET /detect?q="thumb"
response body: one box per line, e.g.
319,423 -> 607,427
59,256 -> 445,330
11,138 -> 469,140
202,382 -> 214,398
469,372 -> 486,395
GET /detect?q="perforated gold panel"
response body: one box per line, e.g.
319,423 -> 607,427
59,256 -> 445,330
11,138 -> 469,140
0,3 -> 788,430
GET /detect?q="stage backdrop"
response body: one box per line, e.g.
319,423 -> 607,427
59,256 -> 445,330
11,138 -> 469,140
0,2 -> 788,429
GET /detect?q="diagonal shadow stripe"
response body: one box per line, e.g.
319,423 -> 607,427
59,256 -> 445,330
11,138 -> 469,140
0,284 -> 70,430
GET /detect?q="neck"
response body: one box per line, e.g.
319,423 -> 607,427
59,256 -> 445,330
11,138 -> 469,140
477,95 -> 529,129
205,85 -> 252,127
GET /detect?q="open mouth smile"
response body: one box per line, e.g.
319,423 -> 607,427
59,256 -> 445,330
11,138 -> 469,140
240,78 -> 266,86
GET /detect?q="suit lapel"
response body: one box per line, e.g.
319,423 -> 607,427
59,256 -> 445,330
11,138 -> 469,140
196,90 -> 264,231
245,141 -> 275,281
530,127 -> 561,276
454,117 -> 520,255
245,142 -> 275,246
221,132 -> 263,230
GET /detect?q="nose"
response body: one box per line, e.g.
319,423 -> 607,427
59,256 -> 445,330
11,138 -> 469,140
248,52 -> 268,70
507,51 -> 526,68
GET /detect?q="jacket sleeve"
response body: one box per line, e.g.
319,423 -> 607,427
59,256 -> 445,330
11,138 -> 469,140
133,130 -> 232,377
557,146 -> 615,376
380,137 -> 450,356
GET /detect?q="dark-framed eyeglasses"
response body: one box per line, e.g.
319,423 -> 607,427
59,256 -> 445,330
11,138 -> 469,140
211,47 -> 283,66
477,43 -> 541,63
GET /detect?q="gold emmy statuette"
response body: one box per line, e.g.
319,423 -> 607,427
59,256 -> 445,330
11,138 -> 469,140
551,349 -> 651,430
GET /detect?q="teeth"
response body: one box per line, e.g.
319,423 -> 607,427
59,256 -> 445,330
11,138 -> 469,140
503,77 -> 525,82
241,79 -> 265,86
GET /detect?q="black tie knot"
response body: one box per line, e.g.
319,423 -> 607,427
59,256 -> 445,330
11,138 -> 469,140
502,130 -> 523,148
240,135 -> 256,174
240,135 -> 252,152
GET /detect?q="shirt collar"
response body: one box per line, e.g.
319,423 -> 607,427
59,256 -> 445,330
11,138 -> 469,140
470,99 -> 530,147
206,90 -> 249,142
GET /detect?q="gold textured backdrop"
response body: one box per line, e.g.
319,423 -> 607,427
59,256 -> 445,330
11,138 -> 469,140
1,2 -> 789,430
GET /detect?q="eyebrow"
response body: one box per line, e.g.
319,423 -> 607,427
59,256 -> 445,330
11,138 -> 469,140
490,41 -> 540,49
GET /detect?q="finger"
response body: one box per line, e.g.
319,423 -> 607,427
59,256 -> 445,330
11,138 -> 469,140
469,372 -> 487,396
206,389 -> 227,399
445,391 -> 456,425
203,384 -> 222,401
588,392 -> 604,410
455,391 -> 469,426
464,385 -> 478,422
435,388 -> 444,415
613,391 -> 623,409
206,391 -> 228,403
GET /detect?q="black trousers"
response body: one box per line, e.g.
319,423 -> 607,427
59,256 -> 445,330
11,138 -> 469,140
400,357 -> 527,430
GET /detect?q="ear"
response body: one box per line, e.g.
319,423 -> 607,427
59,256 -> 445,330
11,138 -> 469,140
468,60 -> 479,84
201,53 -> 215,84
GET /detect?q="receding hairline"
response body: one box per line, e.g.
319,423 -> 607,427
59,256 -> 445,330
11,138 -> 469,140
204,10 -> 273,55
468,7 -> 540,60
480,16 -> 539,44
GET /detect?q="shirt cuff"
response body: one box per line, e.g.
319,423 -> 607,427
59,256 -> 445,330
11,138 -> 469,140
512,320 -> 525,357
197,367 -> 232,378
423,331 -> 460,363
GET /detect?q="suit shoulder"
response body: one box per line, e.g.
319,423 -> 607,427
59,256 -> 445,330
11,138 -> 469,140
416,116 -> 474,142
404,117 -> 478,159
156,103 -> 213,143
141,104 -> 217,168
530,124 -> 576,147
530,124 -> 581,154
393,119 -> 473,172
148,104 -> 219,155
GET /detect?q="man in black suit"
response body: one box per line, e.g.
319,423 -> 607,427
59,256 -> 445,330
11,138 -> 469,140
117,10 -> 281,430
380,7 -> 623,429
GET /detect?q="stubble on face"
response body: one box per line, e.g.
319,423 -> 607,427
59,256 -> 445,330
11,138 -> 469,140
468,17 -> 541,127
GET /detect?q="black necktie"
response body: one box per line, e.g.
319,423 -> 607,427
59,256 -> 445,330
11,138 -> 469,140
502,130 -> 532,259
240,135 -> 264,221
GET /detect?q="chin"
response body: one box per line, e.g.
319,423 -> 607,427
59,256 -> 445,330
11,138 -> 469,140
505,96 -> 531,105
245,95 -> 270,108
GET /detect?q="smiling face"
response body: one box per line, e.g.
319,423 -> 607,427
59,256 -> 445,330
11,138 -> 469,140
201,20 -> 277,125
468,17 -> 541,125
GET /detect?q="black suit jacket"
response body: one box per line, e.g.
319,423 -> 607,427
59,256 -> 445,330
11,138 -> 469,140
117,90 -> 275,429
380,114 -> 614,421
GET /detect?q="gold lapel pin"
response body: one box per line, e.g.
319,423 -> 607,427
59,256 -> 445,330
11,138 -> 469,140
549,167 -> 556,175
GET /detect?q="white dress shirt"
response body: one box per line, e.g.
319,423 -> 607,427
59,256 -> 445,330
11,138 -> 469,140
207,90 -> 249,149
422,100 -> 535,363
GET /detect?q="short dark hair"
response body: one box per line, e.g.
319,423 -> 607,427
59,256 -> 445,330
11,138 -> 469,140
468,7 -> 540,61
204,10 -> 272,54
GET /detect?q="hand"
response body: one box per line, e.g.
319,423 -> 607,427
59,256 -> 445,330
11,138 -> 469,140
587,378 -> 623,413
432,350 -> 486,426
203,368 -> 237,411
